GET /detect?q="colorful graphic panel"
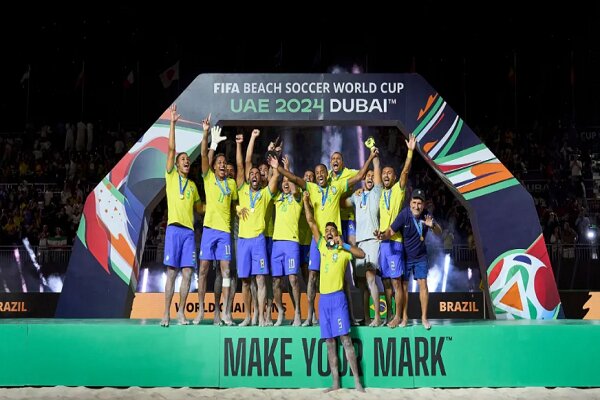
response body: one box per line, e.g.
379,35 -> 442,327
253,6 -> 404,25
57,74 -> 560,319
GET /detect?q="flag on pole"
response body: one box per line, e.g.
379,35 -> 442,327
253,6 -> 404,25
123,70 -> 134,89
20,65 -> 30,85
159,61 -> 179,88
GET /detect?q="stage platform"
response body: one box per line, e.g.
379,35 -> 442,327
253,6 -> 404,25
1,319 -> 599,388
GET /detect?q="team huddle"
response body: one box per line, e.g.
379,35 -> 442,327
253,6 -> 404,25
162,105 -> 442,337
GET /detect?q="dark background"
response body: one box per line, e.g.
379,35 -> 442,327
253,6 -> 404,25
2,5 -> 600,134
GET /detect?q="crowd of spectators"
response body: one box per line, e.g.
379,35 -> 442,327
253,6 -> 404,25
0,120 -> 598,257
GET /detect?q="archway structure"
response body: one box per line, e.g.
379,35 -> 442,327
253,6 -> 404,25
56,73 -> 561,319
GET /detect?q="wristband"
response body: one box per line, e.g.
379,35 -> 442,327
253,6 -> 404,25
407,149 -> 414,158
342,243 -> 351,251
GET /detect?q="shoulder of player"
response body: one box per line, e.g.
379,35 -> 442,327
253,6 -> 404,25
371,184 -> 383,195
203,168 -> 214,179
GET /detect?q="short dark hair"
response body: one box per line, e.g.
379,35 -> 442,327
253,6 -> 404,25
325,222 -> 338,231
175,152 -> 187,164
331,151 -> 343,161
211,153 -> 226,168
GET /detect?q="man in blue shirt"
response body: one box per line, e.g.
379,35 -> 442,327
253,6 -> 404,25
375,189 -> 441,329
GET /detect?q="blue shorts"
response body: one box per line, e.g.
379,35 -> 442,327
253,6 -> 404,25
319,290 -> 351,339
271,241 -> 300,277
300,244 -> 311,265
237,234 -> 269,278
379,240 -> 405,279
404,258 -> 429,280
199,227 -> 232,261
308,238 -> 320,271
164,225 -> 196,268
342,219 -> 356,240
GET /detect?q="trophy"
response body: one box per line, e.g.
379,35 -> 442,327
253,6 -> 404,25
265,136 -> 283,162
364,136 -> 375,150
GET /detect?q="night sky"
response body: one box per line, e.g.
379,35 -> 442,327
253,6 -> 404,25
2,5 -> 600,134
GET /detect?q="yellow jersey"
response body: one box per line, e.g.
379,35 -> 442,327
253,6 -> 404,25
203,169 -> 238,233
264,200 -> 275,238
238,182 -> 274,239
318,236 -> 353,294
165,168 -> 200,230
273,193 -> 302,242
379,181 -> 405,242
306,180 -> 348,236
329,167 -> 358,221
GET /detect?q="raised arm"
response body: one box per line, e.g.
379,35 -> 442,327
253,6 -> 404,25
302,191 -> 320,244
245,129 -> 260,181
166,104 -> 180,172
235,134 -> 245,187
277,157 -> 307,189
399,133 -> 417,189
282,155 -> 290,171
208,149 -> 214,168
424,214 -> 443,236
347,147 -> 378,187
200,114 -> 211,175
266,155 -> 280,194
373,150 -> 382,186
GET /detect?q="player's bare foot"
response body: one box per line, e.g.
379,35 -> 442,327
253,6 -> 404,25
302,318 -> 312,327
265,319 -> 274,327
192,310 -> 204,325
238,317 -> 251,327
160,316 -> 170,327
387,316 -> 401,328
312,314 -> 319,325
399,319 -> 408,328
251,313 -> 259,326
176,313 -> 189,325
292,317 -> 302,327
369,318 -> 383,327
323,385 -> 340,393
354,382 -> 365,392
213,314 -> 222,326
274,315 -> 284,327
422,318 -> 431,330
223,315 -> 236,326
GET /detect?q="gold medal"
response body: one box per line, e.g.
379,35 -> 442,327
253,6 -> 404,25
420,236 -> 424,241
180,194 -> 184,199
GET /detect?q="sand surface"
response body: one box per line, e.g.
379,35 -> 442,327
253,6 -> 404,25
1,387 -> 600,400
